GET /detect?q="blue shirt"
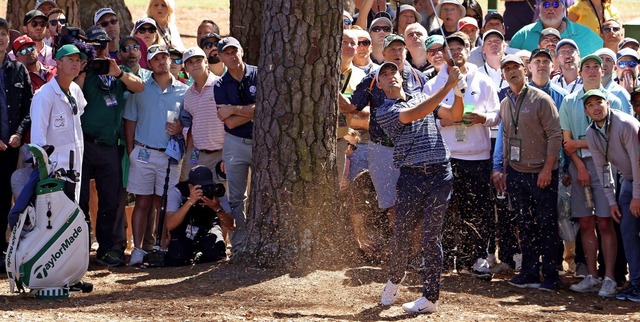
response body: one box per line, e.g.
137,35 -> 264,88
510,18 -> 603,57
351,60 -> 426,144
213,64 -> 257,139
123,75 -> 188,149
603,79 -> 632,115
376,93 -> 448,167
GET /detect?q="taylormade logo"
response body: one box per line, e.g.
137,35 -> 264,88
34,226 -> 83,279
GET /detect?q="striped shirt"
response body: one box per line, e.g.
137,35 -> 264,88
376,92 -> 449,168
184,72 -> 225,151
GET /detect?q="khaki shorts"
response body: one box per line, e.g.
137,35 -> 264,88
127,145 -> 180,196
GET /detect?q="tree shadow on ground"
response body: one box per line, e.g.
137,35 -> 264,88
272,304 -> 432,321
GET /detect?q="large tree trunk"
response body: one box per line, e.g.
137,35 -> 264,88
236,0 -> 350,271
229,1 -> 263,66
6,0 -> 132,36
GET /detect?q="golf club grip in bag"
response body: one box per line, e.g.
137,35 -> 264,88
5,145 -> 89,298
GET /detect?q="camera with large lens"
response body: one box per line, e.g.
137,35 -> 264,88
200,183 -> 225,199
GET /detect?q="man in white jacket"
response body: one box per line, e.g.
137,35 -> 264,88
30,44 -> 88,201
423,32 -> 500,278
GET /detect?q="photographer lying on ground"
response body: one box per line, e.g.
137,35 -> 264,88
165,165 -> 235,266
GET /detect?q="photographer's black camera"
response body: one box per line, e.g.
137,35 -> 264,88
201,183 -> 225,199
88,58 -> 110,75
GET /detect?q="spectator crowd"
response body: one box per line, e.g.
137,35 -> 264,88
1,0 -> 640,315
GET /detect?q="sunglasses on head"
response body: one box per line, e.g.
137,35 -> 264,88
371,26 -> 391,33
99,18 -> 118,28
49,18 -> 66,26
30,20 -> 47,28
601,26 -> 621,33
120,44 -> 140,53
17,46 -> 35,56
203,42 -> 218,50
357,40 -> 371,46
171,58 -> 183,64
542,1 -> 561,9
618,60 -> 638,69
148,44 -> 168,54
136,26 -> 156,34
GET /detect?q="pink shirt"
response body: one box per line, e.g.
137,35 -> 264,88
184,72 -> 225,151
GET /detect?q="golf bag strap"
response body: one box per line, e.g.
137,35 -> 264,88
6,206 -> 29,293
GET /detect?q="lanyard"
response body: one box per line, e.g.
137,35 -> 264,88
591,111 -> 611,162
484,64 -> 504,89
560,76 -> 580,93
508,85 -> 529,136
587,0 -> 605,31
340,69 -> 352,94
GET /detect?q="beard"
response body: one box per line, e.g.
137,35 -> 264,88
207,53 -> 220,64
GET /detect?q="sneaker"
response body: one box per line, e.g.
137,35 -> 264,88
96,250 -> 124,267
598,277 -> 617,298
513,253 -> 522,272
539,278 -> 562,292
569,275 -> 601,293
401,297 -> 437,314
128,248 -> 147,266
380,280 -> 400,305
574,262 -> 588,279
617,285 -> 640,302
472,258 -> 493,281
508,273 -> 541,289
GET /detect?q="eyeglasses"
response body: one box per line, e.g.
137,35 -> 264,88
99,18 -> 118,28
357,40 -> 371,46
136,26 -> 157,34
148,44 -> 168,54
427,47 -> 444,55
93,42 -> 108,50
557,49 -> 576,56
347,143 -> 358,151
542,1 -> 561,9
30,20 -> 47,28
16,46 -> 35,56
68,95 -> 78,115
171,58 -> 183,64
343,19 -> 352,25
371,26 -> 392,33
49,18 -> 66,26
618,60 -> 638,69
120,44 -> 140,53
601,26 -> 621,33
203,42 -> 218,50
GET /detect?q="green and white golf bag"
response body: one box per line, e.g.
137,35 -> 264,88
5,144 -> 89,299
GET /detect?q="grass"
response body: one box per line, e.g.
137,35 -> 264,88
125,0 -> 230,10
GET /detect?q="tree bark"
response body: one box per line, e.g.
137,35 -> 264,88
236,0 -> 351,271
229,1 -> 263,66
6,0 -> 132,37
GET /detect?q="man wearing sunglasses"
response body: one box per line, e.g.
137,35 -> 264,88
15,10 -> 56,67
600,19 -> 624,54
616,48 -> 639,95
510,0 -> 602,58
94,8 -> 121,61
45,8 -> 65,47
368,17 -> 393,65
353,30 -> 378,75
12,35 -> 56,92
199,33 -> 225,77
73,25 -> 144,267
118,36 -> 151,82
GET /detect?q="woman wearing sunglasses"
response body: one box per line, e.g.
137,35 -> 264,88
169,48 -> 191,85
567,0 -> 619,35
132,18 -> 160,50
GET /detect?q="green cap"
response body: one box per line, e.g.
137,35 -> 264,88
55,44 -> 87,60
581,89 -> 607,106
383,34 -> 405,49
579,54 -> 602,70
425,35 -> 445,51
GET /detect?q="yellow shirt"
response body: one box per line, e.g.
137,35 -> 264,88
567,0 -> 619,35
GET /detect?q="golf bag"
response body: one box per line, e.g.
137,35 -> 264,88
5,144 -> 89,299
